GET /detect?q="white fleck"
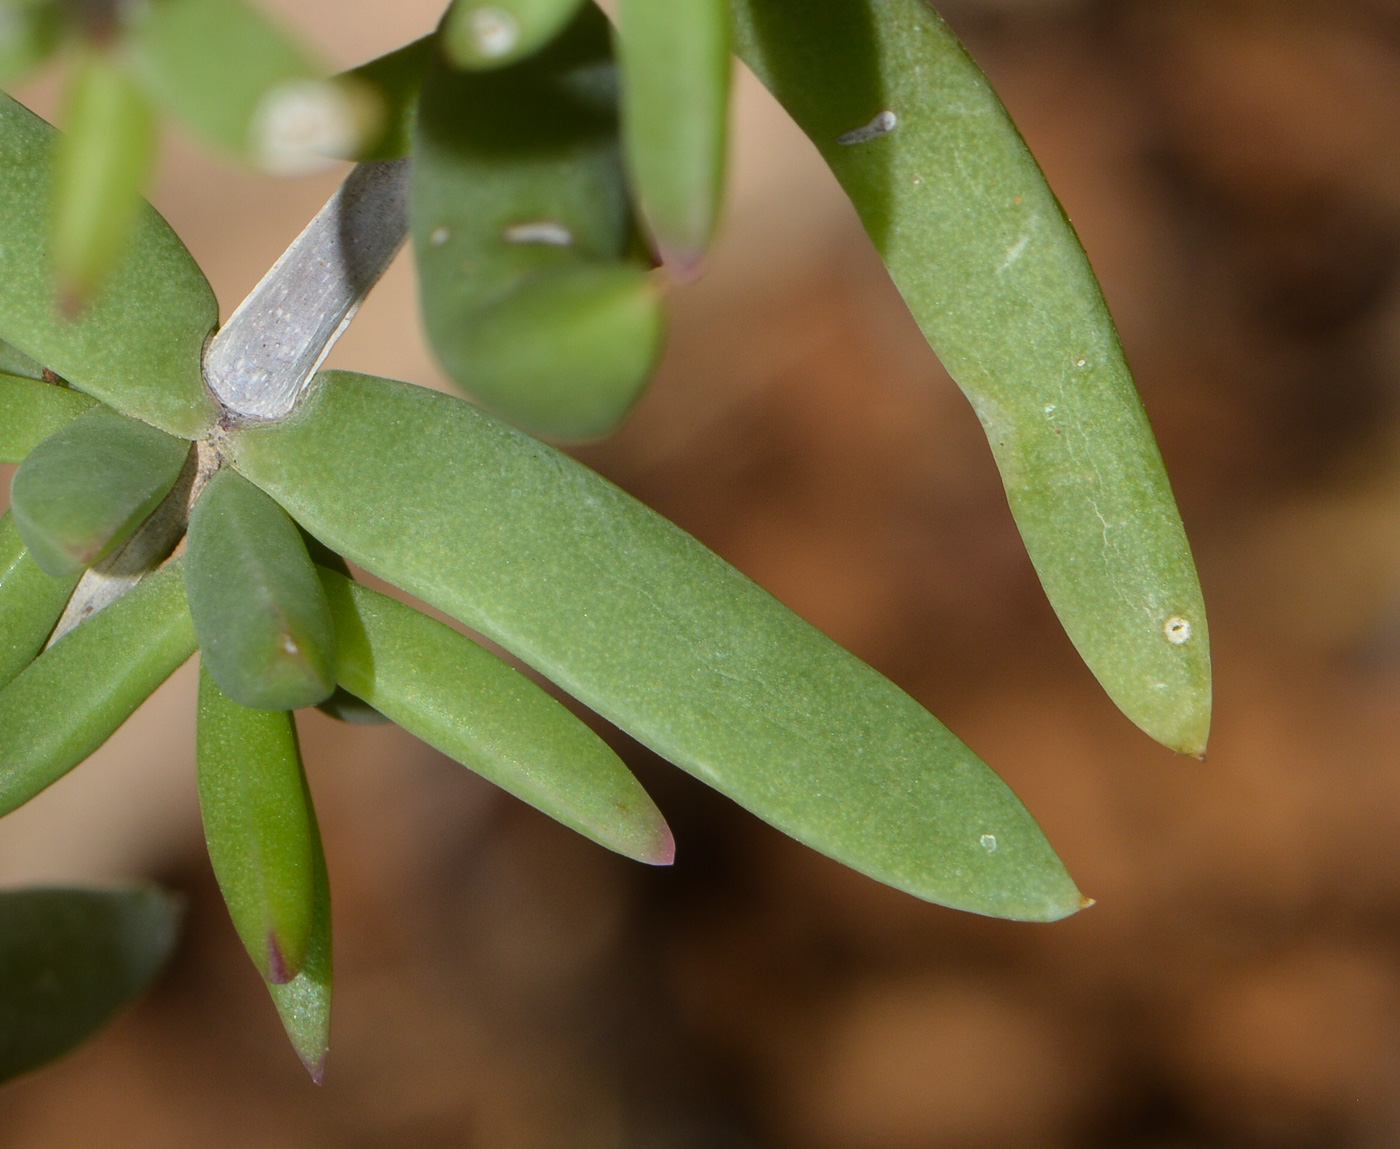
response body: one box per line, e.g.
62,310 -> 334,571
281,635 -> 300,655
252,80 -> 360,175
1076,358 -> 1088,368
837,110 -> 897,146
997,232 -> 1031,273
913,176 -> 922,185
503,220 -> 574,246
979,834 -> 998,853
1164,616 -> 1192,645
430,226 -> 451,246
467,6 -> 519,59
1043,403 -> 1057,415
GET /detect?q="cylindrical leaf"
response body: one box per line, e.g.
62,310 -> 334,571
618,0 -> 731,267
126,0 -> 370,173
229,371 -> 1084,922
197,669 -> 316,984
51,51 -> 158,309
0,559 -> 196,818
265,795 -> 330,1082
0,373 -> 97,463
0,91 -> 218,437
185,469 -> 336,710
0,511 -> 80,691
0,885 -> 182,1083
730,0 -> 1210,756
9,405 -> 190,577
320,565 -> 673,864
441,0 -> 584,70
412,4 -> 663,440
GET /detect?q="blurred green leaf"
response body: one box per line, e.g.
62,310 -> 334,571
0,885 -> 181,1082
0,559 -> 195,818
51,51 -> 158,310
441,0 -> 584,70
319,565 -> 673,864
265,788 -> 330,1083
0,0 -> 62,87
340,35 -> 430,162
730,0 -> 1210,755
618,0 -> 730,267
0,91 -> 218,437
125,0 -> 365,173
0,511 -> 79,691
230,371 -> 1083,921
412,4 -> 663,440
185,469 -> 336,711
0,373 -> 96,463
10,405 -> 189,577
197,669 -> 316,983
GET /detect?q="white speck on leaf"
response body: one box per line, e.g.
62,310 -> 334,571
997,232 -> 1031,273
430,226 -> 450,246
467,6 -> 519,58
251,80 -> 359,176
1076,358 -> 1088,368
980,834 -> 997,852
837,110 -> 897,146
1043,404 -> 1057,416
1164,616 -> 1192,645
503,221 -> 574,246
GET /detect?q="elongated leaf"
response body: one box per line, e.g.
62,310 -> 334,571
126,0 -> 367,174
265,789 -> 330,1082
0,92 -> 218,437
0,0 -> 62,87
0,885 -> 181,1082
412,4 -> 663,440
186,469 -> 336,710
341,35 -> 431,162
319,566 -> 673,863
52,52 -> 158,309
730,0 -> 1210,756
0,559 -> 196,818
618,0 -> 731,267
442,0 -> 584,70
0,373 -> 96,463
0,512 -> 79,691
197,669 -> 316,983
230,372 -> 1082,921
10,405 -> 190,577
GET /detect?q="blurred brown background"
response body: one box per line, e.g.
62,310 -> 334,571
9,0 -> 1400,1145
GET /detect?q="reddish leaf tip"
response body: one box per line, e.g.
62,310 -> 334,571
266,934 -> 293,984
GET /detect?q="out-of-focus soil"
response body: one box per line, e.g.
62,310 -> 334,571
9,1 -> 1400,1146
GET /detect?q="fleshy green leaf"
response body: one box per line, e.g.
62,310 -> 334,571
196,669 -> 316,984
0,511 -> 79,691
185,469 -> 337,711
125,0 -> 366,174
264,788 -> 330,1083
618,0 -> 731,268
9,405 -> 190,577
411,4 -> 664,440
0,373 -> 97,463
51,51 -> 158,310
0,91 -> 218,437
319,565 -> 673,864
730,0 -> 1210,756
229,371 -> 1083,921
340,35 -> 431,162
0,559 -> 196,818
0,0 -> 63,87
441,0 -> 584,70
0,885 -> 182,1083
